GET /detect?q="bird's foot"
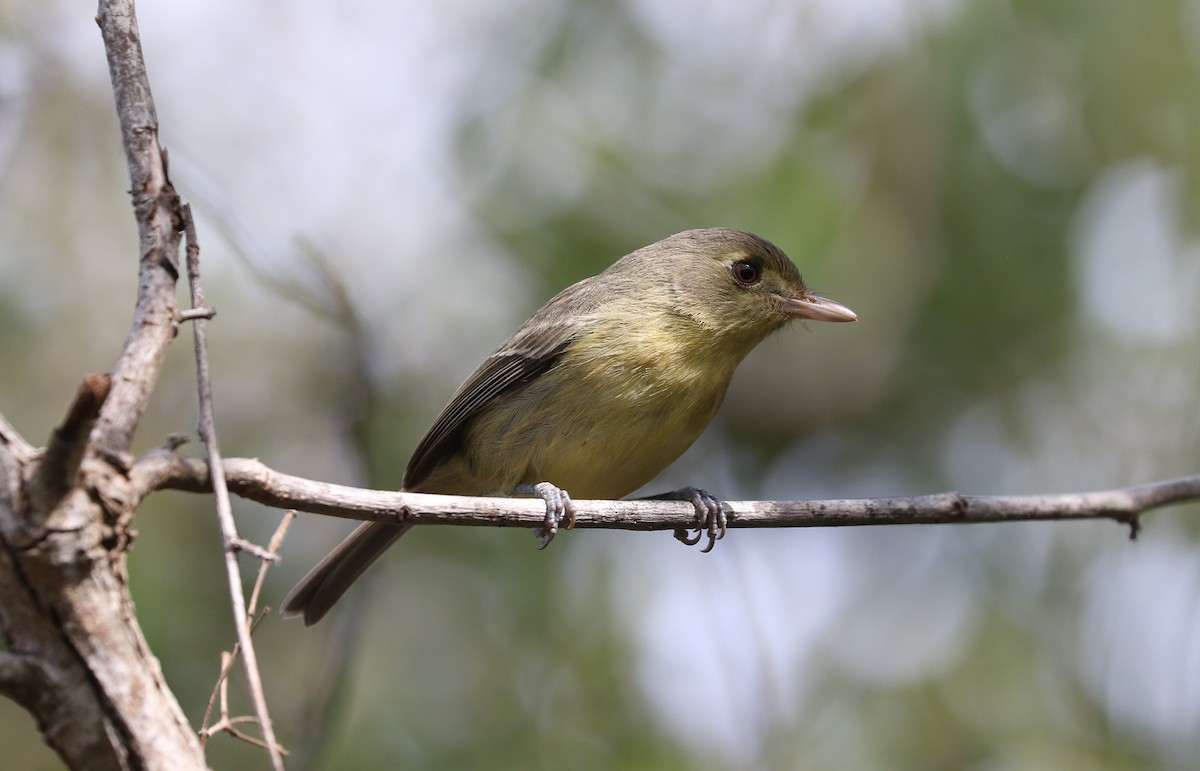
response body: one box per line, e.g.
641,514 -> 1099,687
651,487 -> 726,553
516,481 -> 577,549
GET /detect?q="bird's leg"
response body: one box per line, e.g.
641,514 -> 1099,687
515,481 -> 577,549
641,487 -> 727,553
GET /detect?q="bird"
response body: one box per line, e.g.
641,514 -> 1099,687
282,228 -> 856,625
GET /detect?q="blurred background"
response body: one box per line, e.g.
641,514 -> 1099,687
2,0 -> 1199,768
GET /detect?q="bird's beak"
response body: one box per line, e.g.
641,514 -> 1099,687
778,293 -> 858,322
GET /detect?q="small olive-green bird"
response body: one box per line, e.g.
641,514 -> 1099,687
282,228 -> 855,625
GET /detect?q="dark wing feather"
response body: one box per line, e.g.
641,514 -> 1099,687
402,283 -> 598,490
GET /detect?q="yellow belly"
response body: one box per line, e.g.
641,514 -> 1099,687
414,304 -> 751,499
475,353 -> 728,498
418,339 -> 734,498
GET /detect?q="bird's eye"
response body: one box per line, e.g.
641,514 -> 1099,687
731,261 -> 761,286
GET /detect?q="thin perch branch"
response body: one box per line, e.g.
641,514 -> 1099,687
133,450 -> 1200,536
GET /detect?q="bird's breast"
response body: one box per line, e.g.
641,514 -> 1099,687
469,314 -> 739,499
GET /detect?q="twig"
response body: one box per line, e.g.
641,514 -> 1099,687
181,206 -> 285,771
132,451 -> 1200,537
249,511 -> 295,617
199,650 -> 290,758
200,511 -> 293,741
229,537 -> 280,563
178,307 -> 217,322
198,611 -> 273,744
27,374 -> 111,517
199,651 -> 236,747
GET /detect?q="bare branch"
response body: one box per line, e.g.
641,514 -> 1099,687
199,650 -> 237,748
201,513 -> 293,755
0,3 -> 208,769
249,512 -> 295,617
27,374 -> 111,518
92,0 -> 184,455
0,411 -> 36,465
178,306 -> 217,322
134,450 -> 1200,536
0,652 -> 52,713
0,413 -> 35,521
200,648 -> 289,757
182,205 -> 285,771
229,537 -> 281,563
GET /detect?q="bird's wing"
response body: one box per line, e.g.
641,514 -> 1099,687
402,284 -> 595,490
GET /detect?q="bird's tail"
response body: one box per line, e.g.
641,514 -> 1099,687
281,521 -> 413,626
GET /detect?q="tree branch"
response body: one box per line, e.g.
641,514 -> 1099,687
92,0 -> 183,456
133,450 -> 1200,537
181,205 -> 285,770
27,374 -> 111,518
0,411 -> 36,465
0,651 -> 53,715
0,2 -> 209,769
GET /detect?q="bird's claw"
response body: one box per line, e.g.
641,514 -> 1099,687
669,487 -> 726,553
523,481 -> 576,549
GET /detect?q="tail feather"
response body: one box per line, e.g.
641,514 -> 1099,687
281,521 -> 413,626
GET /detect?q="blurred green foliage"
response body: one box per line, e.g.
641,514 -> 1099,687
1,0 -> 1198,769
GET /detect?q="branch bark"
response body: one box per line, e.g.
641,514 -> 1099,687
134,450 -> 1200,538
0,1 -> 208,768
93,0 -> 183,457
181,207 -> 285,770
0,393 -> 206,770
